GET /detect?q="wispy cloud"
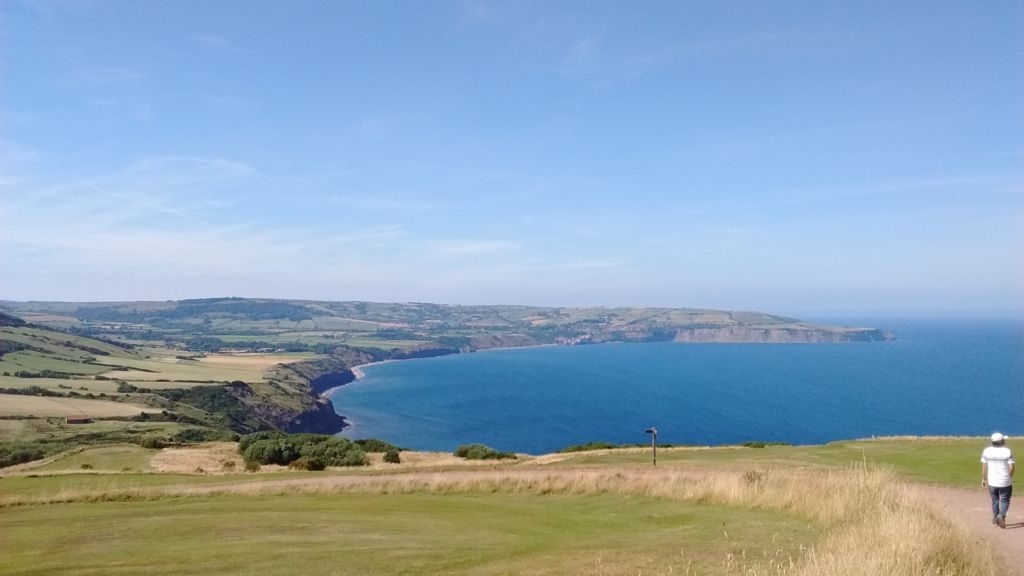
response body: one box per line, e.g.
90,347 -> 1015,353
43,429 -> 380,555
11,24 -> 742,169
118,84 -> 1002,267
188,34 -> 255,55
425,239 -> 522,257
7,155 -> 258,226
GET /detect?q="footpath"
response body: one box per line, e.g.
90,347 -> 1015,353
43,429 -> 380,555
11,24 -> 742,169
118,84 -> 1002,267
920,486 -> 1023,576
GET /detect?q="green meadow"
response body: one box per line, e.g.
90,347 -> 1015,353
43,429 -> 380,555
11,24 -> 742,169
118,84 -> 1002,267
0,493 -> 815,576
554,437 -> 987,487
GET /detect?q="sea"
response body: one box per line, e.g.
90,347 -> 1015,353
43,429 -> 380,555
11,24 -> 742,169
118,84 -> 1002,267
329,319 -> 1024,454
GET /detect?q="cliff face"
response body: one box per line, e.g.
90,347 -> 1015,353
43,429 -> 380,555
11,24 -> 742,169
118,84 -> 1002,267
265,350 -> 397,433
282,397 -> 348,434
672,327 -> 893,343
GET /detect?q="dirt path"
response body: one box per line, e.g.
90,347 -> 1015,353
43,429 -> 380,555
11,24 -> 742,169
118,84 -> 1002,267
917,485 -> 1023,576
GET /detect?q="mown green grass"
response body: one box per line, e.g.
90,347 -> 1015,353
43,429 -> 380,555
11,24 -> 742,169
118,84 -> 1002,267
0,351 -> 111,375
0,492 -> 815,576
342,337 -> 432,350
0,471 -> 271,498
0,327 -> 134,359
553,438 -> 988,487
0,375 -> 104,391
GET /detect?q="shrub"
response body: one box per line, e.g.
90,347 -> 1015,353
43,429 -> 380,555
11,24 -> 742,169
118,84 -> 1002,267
244,460 -> 261,472
288,456 -> 325,471
172,427 -> 226,444
355,438 -> 400,453
560,441 -> 619,453
80,463 -> 93,470
239,432 -> 368,467
139,437 -> 166,450
335,450 -> 369,466
0,445 -> 45,468
741,441 -> 791,449
238,430 -> 286,454
300,437 -> 367,467
243,438 -> 299,465
453,444 -> 517,460
383,449 -> 401,464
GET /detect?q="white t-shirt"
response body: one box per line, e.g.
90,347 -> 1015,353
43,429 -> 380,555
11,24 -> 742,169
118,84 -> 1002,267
981,446 -> 1015,488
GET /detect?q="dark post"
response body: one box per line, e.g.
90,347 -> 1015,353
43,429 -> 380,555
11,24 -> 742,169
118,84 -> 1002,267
645,427 -> 657,466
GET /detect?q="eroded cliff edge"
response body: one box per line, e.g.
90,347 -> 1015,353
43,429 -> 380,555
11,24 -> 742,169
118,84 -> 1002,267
672,326 -> 893,343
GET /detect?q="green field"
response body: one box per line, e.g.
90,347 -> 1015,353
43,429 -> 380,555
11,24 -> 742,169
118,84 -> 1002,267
0,493 -> 814,576
552,437 -> 986,487
0,351 -> 112,375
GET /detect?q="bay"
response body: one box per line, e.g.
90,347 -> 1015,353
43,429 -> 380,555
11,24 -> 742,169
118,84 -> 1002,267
329,319 -> 1024,454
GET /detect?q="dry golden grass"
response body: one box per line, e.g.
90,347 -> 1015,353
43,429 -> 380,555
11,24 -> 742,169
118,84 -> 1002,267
362,450 -> 522,470
149,442 -> 245,474
197,353 -> 312,367
18,314 -> 78,323
98,352 -> 316,382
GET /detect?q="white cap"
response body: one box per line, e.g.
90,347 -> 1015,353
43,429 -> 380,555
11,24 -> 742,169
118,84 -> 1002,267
991,432 -> 1007,443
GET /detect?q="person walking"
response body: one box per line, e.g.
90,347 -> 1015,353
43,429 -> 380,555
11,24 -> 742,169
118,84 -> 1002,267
981,432 -> 1015,528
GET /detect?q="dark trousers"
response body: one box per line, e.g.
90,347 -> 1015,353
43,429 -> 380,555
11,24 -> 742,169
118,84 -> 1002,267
989,485 -> 1012,519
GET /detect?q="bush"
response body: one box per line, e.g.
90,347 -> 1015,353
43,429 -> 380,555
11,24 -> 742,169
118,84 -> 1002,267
300,437 -> 367,467
239,432 -> 367,467
742,441 -> 791,449
172,427 -> 228,444
560,441 -> 619,453
243,438 -> 300,466
336,450 -> 369,466
238,430 -> 286,453
139,437 -> 167,450
244,460 -> 261,472
0,445 -> 45,468
383,449 -> 401,464
355,438 -> 400,453
453,444 -> 517,461
288,456 -> 325,471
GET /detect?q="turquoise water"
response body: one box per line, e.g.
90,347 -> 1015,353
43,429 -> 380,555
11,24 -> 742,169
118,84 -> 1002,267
329,320 -> 1024,454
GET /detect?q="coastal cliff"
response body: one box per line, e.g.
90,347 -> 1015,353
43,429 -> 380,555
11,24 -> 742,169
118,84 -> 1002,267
282,397 -> 349,434
673,326 -> 893,343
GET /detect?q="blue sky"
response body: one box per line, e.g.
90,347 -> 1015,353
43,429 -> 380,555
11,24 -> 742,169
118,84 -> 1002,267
2,1 -> 1022,317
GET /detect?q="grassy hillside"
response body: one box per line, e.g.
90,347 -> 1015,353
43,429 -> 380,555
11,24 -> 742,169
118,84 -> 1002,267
0,322 -> 344,467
